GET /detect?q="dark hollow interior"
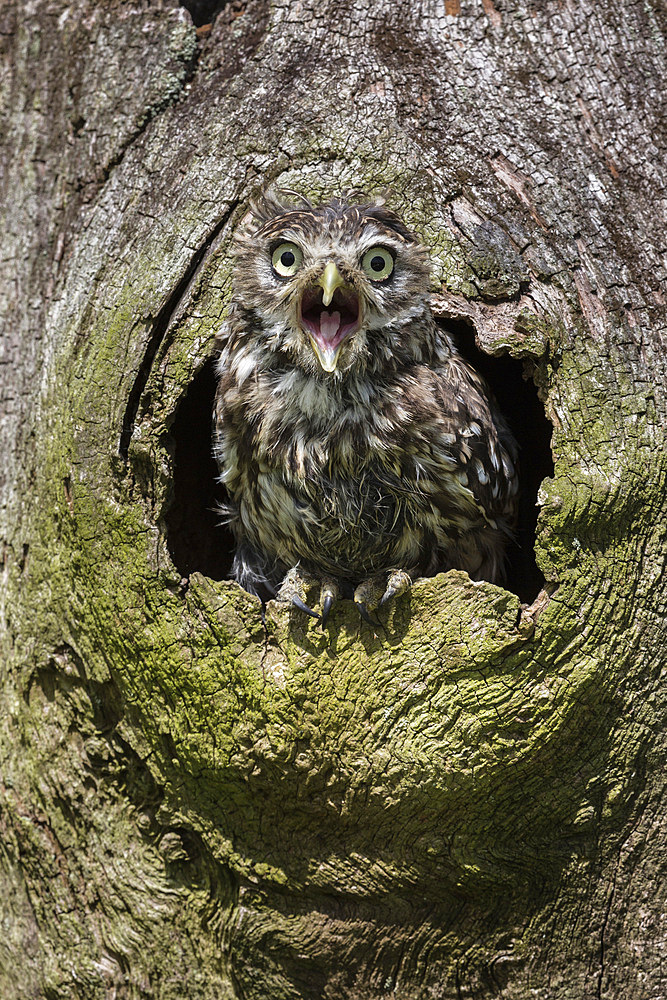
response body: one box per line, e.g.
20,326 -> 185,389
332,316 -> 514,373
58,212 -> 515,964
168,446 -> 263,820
165,331 -> 553,604
443,319 -> 554,604
180,1 -> 229,27
164,359 -> 233,582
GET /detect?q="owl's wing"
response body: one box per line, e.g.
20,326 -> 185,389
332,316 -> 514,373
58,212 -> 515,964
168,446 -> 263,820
212,334 -> 240,496
430,356 -> 519,531
212,350 -> 227,470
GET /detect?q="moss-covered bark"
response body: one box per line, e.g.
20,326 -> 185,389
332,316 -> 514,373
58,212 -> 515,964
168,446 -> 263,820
1,1 -> 666,997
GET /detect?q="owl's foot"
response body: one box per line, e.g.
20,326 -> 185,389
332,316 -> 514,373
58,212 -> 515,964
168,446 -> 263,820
353,569 -> 412,621
276,566 -> 320,619
276,566 -> 410,627
276,566 -> 340,624
380,569 -> 412,606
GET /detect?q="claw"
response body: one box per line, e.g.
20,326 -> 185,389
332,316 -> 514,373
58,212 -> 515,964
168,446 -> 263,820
356,601 -> 380,628
355,601 -> 385,639
380,587 -> 397,606
320,593 -> 334,628
291,595 -> 320,619
380,570 -> 411,607
319,578 -> 339,629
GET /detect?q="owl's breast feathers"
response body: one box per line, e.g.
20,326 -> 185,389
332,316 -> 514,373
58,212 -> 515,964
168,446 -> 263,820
214,338 -> 518,587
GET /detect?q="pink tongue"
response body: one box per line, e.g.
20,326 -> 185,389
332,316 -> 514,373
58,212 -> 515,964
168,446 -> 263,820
319,309 -> 341,344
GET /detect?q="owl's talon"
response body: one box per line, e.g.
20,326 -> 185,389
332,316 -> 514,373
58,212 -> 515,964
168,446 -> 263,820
380,569 -> 412,606
319,577 -> 339,628
353,577 -> 383,613
320,593 -> 334,628
291,595 -> 320,619
277,566 -> 319,618
356,601 -> 379,628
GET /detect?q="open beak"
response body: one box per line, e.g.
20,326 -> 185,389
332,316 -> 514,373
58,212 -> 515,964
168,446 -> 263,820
299,262 -> 360,372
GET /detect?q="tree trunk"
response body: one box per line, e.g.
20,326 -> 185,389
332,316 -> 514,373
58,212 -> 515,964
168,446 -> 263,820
1,1 -> 665,997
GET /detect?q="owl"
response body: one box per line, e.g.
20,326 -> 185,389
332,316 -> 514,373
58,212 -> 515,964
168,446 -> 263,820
213,192 -> 518,624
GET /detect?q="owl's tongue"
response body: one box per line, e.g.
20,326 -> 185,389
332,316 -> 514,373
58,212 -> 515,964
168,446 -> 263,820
319,309 -> 342,345
310,309 -> 347,373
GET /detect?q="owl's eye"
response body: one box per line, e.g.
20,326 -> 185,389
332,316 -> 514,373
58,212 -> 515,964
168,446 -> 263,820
272,242 -> 303,277
361,247 -> 394,281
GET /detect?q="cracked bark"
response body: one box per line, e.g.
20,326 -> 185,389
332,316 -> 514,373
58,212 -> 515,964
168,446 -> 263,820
1,1 -> 666,998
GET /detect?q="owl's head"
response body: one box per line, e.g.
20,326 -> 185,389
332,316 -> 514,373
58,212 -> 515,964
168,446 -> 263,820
231,192 -> 432,376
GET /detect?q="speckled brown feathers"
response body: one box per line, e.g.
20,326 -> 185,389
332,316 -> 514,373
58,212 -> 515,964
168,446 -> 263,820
214,192 -> 518,616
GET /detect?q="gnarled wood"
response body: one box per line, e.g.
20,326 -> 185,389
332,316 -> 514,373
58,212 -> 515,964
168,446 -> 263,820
0,1 -> 665,997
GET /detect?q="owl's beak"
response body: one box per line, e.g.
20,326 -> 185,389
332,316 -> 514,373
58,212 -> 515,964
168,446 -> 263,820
300,262 -> 360,373
318,261 -> 345,307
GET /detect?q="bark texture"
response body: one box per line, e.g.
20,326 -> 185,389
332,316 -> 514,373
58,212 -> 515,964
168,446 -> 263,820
1,1 -> 666,998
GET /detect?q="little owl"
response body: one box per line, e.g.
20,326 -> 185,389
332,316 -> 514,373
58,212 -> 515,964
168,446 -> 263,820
214,192 -> 518,624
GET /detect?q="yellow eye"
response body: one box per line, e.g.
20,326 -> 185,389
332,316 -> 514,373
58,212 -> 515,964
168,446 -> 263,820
361,246 -> 394,281
271,242 -> 303,277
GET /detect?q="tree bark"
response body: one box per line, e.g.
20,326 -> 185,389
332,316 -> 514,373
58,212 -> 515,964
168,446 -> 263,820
1,1 -> 665,998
